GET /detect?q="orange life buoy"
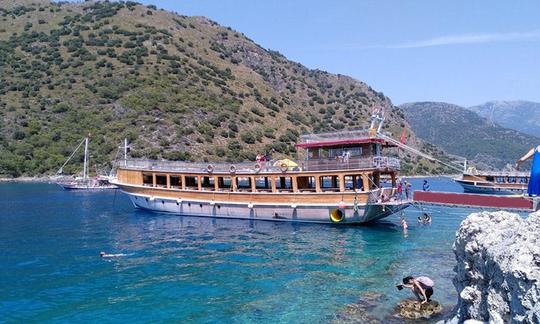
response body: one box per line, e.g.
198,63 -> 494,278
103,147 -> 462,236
254,163 -> 261,173
280,163 -> 288,172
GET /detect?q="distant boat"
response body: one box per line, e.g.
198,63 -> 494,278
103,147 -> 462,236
55,137 -> 117,190
455,164 -> 529,195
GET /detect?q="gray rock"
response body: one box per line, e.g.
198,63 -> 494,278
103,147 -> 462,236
447,210 -> 540,323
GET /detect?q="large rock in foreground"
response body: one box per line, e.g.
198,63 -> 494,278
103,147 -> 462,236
448,211 -> 540,323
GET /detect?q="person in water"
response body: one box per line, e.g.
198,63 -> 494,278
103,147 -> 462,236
516,145 -> 540,196
100,251 -> 126,258
400,276 -> 434,304
417,213 -> 432,224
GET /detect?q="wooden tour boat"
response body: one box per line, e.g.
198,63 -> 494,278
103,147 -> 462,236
111,128 -> 411,224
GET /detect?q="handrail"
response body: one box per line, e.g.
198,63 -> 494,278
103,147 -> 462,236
117,156 -> 400,173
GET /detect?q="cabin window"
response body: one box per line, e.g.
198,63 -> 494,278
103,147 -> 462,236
495,176 -> 504,183
201,176 -> 215,191
519,177 -> 528,184
255,177 -> 273,192
344,175 -> 364,191
349,147 -> 362,157
185,176 -> 198,189
297,176 -> 316,192
328,148 -> 343,158
216,177 -> 232,191
142,173 -> 153,186
275,176 -> 293,192
486,176 -> 494,182
170,175 -> 182,188
236,177 -> 252,191
155,175 -> 167,187
319,176 -> 340,192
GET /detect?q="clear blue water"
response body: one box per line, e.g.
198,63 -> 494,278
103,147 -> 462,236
0,178 -> 495,322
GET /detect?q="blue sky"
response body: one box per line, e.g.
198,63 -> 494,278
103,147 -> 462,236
142,1 -> 540,106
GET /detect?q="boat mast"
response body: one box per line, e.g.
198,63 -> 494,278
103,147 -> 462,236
124,138 -> 128,167
83,137 -> 89,180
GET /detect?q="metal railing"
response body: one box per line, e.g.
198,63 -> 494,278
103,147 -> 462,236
299,129 -> 373,143
118,156 -> 400,174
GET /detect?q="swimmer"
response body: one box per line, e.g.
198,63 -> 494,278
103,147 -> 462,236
400,217 -> 408,230
100,251 -> 127,258
418,213 -> 432,225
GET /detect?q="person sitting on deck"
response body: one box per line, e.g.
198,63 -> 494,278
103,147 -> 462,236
516,145 -> 540,196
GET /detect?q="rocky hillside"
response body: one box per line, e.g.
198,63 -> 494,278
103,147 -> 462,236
0,0 -> 441,177
400,102 -> 539,169
468,100 -> 540,138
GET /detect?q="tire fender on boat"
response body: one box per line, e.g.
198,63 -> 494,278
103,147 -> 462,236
329,209 -> 345,223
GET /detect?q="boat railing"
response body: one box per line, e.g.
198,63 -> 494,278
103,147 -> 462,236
119,156 -> 400,173
302,156 -> 400,171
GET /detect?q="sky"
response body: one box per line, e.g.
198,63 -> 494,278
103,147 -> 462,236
141,0 -> 540,107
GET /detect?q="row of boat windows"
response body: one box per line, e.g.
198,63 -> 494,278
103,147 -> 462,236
141,173 -> 376,192
486,176 -> 529,184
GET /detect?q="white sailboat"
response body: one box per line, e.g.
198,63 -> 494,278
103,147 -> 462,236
55,137 -> 118,190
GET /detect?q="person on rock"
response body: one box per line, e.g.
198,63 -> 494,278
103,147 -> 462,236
401,276 -> 434,304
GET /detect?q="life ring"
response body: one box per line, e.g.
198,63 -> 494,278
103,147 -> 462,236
280,163 -> 288,172
329,209 -> 345,223
229,165 -> 236,174
254,163 -> 261,173
206,164 -> 214,173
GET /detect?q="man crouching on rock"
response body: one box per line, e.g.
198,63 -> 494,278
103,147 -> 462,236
398,276 -> 434,304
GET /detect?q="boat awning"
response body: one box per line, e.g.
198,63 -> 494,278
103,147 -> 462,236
296,138 -> 392,149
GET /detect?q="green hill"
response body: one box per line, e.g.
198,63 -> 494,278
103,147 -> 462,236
400,101 -> 539,169
0,0 -> 439,177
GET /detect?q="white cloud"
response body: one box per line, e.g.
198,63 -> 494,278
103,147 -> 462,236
359,30 -> 540,49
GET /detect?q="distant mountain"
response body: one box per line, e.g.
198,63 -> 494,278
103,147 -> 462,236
468,101 -> 540,138
400,102 -> 539,169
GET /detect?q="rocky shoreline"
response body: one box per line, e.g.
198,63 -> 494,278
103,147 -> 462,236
0,177 -> 52,183
446,210 -> 540,323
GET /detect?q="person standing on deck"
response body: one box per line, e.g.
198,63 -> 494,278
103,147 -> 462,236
404,181 -> 411,200
516,145 -> 540,196
397,181 -> 403,200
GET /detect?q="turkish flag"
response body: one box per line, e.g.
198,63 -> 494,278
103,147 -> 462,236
399,129 -> 407,144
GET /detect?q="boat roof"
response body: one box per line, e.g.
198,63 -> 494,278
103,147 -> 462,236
296,130 -> 397,149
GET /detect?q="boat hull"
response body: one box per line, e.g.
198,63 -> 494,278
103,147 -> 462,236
455,179 -> 526,195
121,191 -> 409,224
58,183 -> 118,190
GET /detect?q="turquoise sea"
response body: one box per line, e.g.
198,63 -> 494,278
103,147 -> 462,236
0,178 -> 494,322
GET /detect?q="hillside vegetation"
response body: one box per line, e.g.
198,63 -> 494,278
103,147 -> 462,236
468,101 -> 540,138
400,102 -> 539,169
0,0 -> 443,177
